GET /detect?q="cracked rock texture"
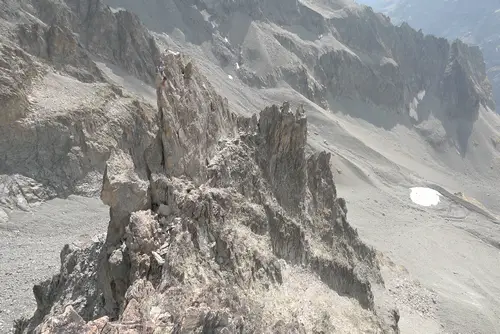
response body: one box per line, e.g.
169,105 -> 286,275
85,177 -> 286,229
105,0 -> 494,157
0,7 -> 400,324
21,73 -> 400,331
1,1 -> 499,334
0,0 -> 161,209
362,0 -> 500,114
1,0 -> 495,207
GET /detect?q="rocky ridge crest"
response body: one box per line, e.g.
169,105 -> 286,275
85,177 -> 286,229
101,0 -> 495,160
19,51 -> 400,333
1,0 -> 496,210
0,1 -> 400,332
3,0 -> 496,332
363,0 -> 500,114
103,0 -> 494,116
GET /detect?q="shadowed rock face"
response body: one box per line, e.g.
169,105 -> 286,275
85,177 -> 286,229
16,21 -> 106,83
359,0 -> 500,113
1,0 -> 494,207
1,3 -> 399,330
102,0 -> 494,114
255,103 -> 307,214
3,7 -> 399,326
155,53 -> 238,182
0,0 -> 162,208
101,0 -> 494,158
32,0 -> 161,85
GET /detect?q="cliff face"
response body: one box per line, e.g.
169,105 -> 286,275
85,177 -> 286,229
102,0 -> 495,157
0,0 -> 161,208
0,1 -> 401,333
2,0 -> 498,333
32,0 -> 161,84
359,0 -> 500,113
19,52 -> 399,333
1,0 -> 494,209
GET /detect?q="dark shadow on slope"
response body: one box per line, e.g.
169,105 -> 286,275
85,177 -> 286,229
324,93 -> 410,131
217,12 -> 253,46
101,0 -> 215,46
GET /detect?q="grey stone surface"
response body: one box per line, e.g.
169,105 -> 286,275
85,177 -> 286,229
359,0 -> 500,113
1,1 -> 499,334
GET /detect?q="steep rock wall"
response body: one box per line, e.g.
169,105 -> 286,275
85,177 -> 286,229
19,53 -> 400,333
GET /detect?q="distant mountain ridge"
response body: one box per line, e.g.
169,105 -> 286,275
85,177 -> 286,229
358,0 -> 500,113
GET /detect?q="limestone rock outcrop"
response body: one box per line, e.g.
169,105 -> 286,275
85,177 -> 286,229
18,49 -> 400,332
364,0 -> 500,113
103,0 -> 494,115
103,0 -> 495,160
32,0 -> 161,85
3,0 -> 497,333
1,0 -> 495,207
0,0 -> 163,209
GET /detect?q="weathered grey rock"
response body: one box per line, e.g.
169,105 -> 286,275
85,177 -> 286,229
0,90 -> 158,206
0,42 -> 39,125
0,174 -> 57,210
31,0 -> 161,85
156,53 -> 238,182
365,0 -> 500,113
0,1 -> 433,332
7,0 -> 498,333
23,235 -> 107,334
103,0 -> 494,115
0,207 -> 8,224
0,0 -> 164,209
255,103 -> 307,214
16,21 -> 106,83
21,90 -> 400,333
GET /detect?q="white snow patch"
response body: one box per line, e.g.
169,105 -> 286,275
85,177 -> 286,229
165,50 -> 180,56
200,9 -> 211,22
381,57 -> 398,67
408,90 -> 426,121
235,62 -> 240,70
224,37 -> 229,44
109,7 -> 126,13
409,98 -> 419,121
228,75 -> 234,80
417,90 -> 426,100
410,187 -> 441,207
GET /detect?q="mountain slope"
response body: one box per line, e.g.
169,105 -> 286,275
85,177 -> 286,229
75,0 -> 500,333
1,1 -> 500,334
1,1 -> 401,333
358,0 -> 500,114
102,0 -> 499,176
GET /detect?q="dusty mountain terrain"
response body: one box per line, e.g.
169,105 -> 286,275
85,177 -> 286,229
358,0 -> 500,114
0,0 -> 500,333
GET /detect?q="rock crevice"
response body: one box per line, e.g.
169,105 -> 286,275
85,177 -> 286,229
20,53 -> 399,333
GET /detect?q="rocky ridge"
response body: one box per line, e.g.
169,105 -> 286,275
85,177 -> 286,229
18,51 -> 399,333
360,0 -> 500,114
104,0 -> 495,157
0,0 -> 401,333
1,0 -> 499,333
1,0 -> 495,209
